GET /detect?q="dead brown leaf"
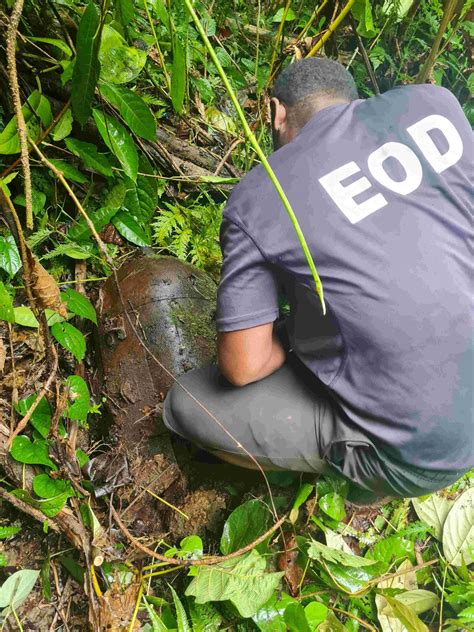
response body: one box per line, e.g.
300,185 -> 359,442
278,531 -> 303,597
0,338 -> 5,374
27,247 -> 67,317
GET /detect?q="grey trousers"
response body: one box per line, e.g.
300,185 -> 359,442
163,357 -> 466,503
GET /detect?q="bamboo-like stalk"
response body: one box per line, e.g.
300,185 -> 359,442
416,0 -> 458,83
306,0 -> 357,58
267,0 -> 293,84
183,0 -> 325,313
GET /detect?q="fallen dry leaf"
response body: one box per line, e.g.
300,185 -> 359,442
27,247 -> 67,317
278,531 -> 303,597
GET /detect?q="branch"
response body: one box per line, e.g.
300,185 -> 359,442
6,0 -> 33,229
416,0 -> 458,83
110,502 -> 287,567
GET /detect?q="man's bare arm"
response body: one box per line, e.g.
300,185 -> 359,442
217,322 -> 286,387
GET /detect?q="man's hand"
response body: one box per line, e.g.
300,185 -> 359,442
217,322 -> 286,387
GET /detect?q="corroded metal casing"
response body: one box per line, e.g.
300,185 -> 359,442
98,255 -> 217,449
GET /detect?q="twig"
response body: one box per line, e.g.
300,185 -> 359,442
8,346 -> 58,447
110,502 -> 287,567
330,606 -> 377,632
0,485 -> 61,531
349,15 -> 380,95
6,0 -> 33,228
213,138 -> 243,176
306,0 -> 357,58
416,0 -> 458,83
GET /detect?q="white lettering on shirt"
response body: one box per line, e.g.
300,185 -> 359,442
367,142 -> 423,195
407,114 -> 464,174
318,114 -> 464,224
318,161 -> 387,225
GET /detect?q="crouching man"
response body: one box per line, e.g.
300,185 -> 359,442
163,58 -> 473,504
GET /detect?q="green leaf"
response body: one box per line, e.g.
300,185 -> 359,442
319,492 -> 345,522
71,2 -> 101,126
76,448 -> 90,468
61,288 -> 97,323
171,32 -> 186,114
11,488 -> 68,517
98,25 -> 147,84
0,526 -> 21,539
325,560 -> 383,594
142,597 -> 169,631
366,535 -> 414,565
188,600 -> 222,632
15,394 -> 52,438
0,569 -> 40,612
0,281 -> 14,323
305,601 -> 329,630
284,602 -> 311,632
412,493 -> 454,540
394,589 -> 439,615
100,83 -> 156,141
93,109 -> 138,181
351,0 -> 376,37
185,549 -> 283,618
318,611 -> 348,631
64,375 -> 90,421
290,483 -> 314,524
10,436 -> 55,469
13,306 -> 39,328
0,91 -> 52,154
458,605 -> 474,621
252,592 -> 296,632
442,487 -> 474,566
51,108 -> 73,141
380,596 -> 428,632
68,206 -> 119,242
115,0 -> 134,26
65,138 -> 113,177
170,586 -> 190,632
0,234 -> 21,278
308,540 -> 379,568
48,159 -> 88,183
220,499 -> 271,554
272,7 -> 296,22
179,535 -> 203,558
29,37 -> 73,58
14,189 -> 47,215
51,322 -> 86,362
153,0 -> 170,32
112,211 -> 150,246
33,474 -> 73,499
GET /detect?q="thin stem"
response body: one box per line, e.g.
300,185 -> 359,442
306,0 -> 357,58
183,0 -> 325,313
143,0 -> 171,91
267,0 -> 293,84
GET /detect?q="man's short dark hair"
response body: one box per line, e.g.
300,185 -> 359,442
272,57 -> 358,128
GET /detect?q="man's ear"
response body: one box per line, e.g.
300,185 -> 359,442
270,97 -> 287,131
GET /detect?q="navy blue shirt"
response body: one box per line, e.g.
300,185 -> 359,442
216,84 -> 473,471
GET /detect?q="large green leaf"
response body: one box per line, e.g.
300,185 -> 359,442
64,375 -> 90,422
71,2 -> 101,126
0,281 -> 14,323
68,206 -> 119,242
15,394 -> 52,438
112,211 -> 150,246
0,234 -> 21,278
0,91 -> 52,154
442,487 -> 474,566
412,493 -> 454,540
98,25 -> 147,84
394,590 -> 439,615
100,83 -> 156,141
10,436 -> 55,469
170,587 -> 190,632
220,499 -> 271,555
65,138 -> 113,177
51,108 -> 73,141
283,602 -> 311,632
351,0 -> 377,37
185,550 -> 283,618
93,109 -> 138,181
51,322 -> 86,362
289,483 -> 314,524
319,492 -> 345,522
0,569 -> 39,612
13,306 -> 39,328
61,288 -> 97,323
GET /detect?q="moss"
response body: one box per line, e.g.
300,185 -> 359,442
170,302 -> 217,355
